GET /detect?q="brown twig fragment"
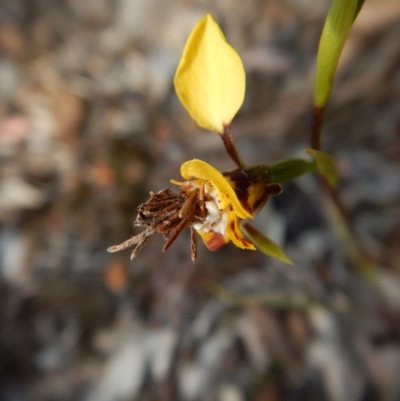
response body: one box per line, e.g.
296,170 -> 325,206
108,186 -> 207,261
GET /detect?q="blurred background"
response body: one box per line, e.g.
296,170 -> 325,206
1,0 -> 400,400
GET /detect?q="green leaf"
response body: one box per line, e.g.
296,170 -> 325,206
314,0 -> 363,108
242,223 -> 292,264
269,158 -> 317,184
304,148 -> 338,187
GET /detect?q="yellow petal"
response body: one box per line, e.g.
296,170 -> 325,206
226,211 -> 255,250
181,159 -> 250,219
170,179 -> 185,186
174,14 -> 245,133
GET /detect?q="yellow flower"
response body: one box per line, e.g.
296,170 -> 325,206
174,14 -> 245,133
108,159 -> 291,263
179,159 -> 255,251
177,159 -> 291,263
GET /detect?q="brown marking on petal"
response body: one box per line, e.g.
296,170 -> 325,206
223,166 -> 281,216
200,231 -> 228,251
265,183 -> 283,196
227,213 -> 255,249
241,239 -> 253,246
230,221 -> 251,247
223,169 -> 252,213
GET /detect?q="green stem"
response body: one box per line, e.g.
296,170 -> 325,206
320,176 -> 378,279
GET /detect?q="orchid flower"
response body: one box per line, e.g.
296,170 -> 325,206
108,14 -> 295,264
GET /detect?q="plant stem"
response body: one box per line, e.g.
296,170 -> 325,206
311,114 -> 378,276
312,106 -> 325,150
221,125 -> 246,168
